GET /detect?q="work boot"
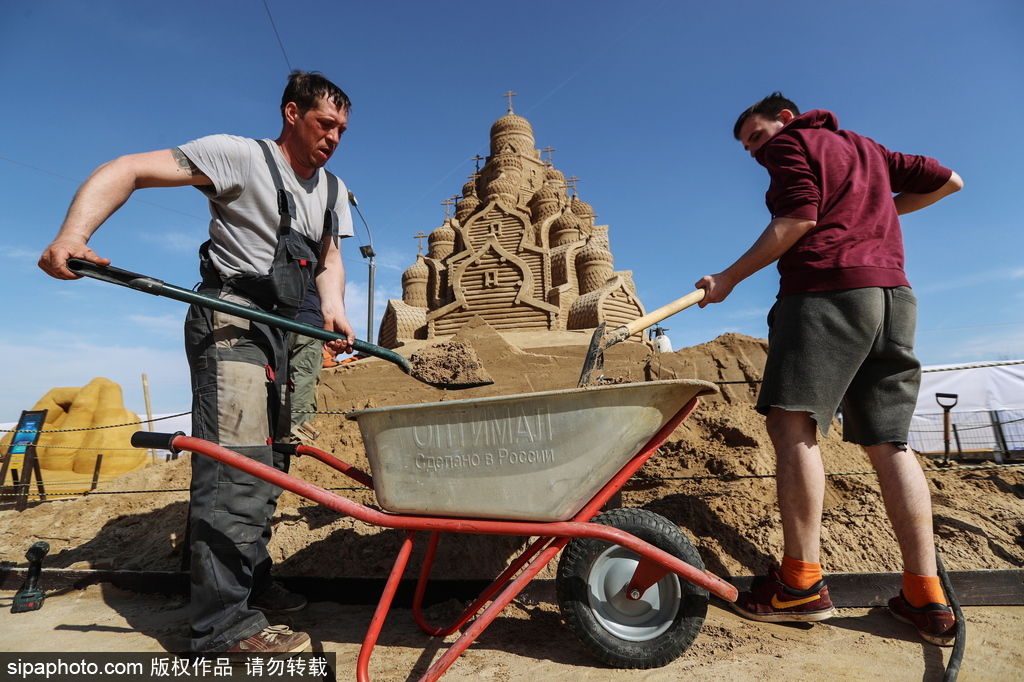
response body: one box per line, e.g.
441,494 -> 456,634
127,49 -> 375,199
226,625 -> 310,654
250,581 -> 307,613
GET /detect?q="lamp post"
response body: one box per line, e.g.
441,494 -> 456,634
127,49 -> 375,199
348,191 -> 376,344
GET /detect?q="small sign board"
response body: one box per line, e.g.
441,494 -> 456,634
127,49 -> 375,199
1,409 -> 48,509
8,410 -> 46,455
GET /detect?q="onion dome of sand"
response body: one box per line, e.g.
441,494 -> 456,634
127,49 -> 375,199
401,254 -> 429,308
428,221 -> 457,260
576,227 -> 614,292
545,167 -> 567,187
529,184 -> 561,224
483,151 -> 523,203
455,181 -> 480,222
571,196 -> 596,223
551,209 -> 582,247
454,196 -> 479,223
490,111 -> 535,156
428,221 -> 456,247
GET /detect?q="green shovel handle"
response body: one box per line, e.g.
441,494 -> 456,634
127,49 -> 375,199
66,259 -> 412,374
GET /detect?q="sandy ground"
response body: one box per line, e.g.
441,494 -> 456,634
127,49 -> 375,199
2,327 -> 1023,679
1,584 -> 1020,681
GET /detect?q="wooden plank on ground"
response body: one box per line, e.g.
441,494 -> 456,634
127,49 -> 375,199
727,570 -> 1024,607
2,569 -> 1022,607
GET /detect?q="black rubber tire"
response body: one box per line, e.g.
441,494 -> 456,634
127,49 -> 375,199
556,508 -> 708,669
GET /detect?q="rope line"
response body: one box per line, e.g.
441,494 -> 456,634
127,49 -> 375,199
636,460 -> 1024,483
911,415 -> 1024,433
261,0 -> 292,71
0,485 -> 369,499
5,461 -> 1020,500
2,411 -> 191,435
709,359 -> 1024,386
922,359 -> 1024,373
4,447 -> 164,453
6,360 -> 1023,433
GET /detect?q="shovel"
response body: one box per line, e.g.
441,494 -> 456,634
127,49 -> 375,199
578,289 -> 705,387
67,259 -> 493,390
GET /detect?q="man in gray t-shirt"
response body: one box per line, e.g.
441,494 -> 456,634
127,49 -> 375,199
40,71 -> 355,655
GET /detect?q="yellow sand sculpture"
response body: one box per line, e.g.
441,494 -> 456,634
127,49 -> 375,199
1,377 -> 149,494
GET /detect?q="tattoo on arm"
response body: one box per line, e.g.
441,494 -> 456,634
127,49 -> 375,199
171,148 -> 203,176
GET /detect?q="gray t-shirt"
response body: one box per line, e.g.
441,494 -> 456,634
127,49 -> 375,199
179,134 -> 353,279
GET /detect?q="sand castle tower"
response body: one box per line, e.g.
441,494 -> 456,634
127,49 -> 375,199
378,94 -> 646,348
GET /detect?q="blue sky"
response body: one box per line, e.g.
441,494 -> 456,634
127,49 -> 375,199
1,1 -> 1022,421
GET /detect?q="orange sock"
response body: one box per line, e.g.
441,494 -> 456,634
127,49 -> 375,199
780,555 -> 823,591
902,572 -> 946,607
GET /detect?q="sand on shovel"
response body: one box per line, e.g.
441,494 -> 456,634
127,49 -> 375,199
408,339 -> 494,388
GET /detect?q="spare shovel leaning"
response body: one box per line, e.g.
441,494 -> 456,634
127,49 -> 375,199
67,259 -> 493,390
578,288 -> 705,387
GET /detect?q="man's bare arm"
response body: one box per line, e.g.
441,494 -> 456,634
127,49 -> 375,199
894,171 -> 963,216
695,217 -> 817,306
39,148 -> 213,279
316,236 -> 355,353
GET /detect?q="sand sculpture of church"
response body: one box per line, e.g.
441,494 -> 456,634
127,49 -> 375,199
378,98 -> 646,348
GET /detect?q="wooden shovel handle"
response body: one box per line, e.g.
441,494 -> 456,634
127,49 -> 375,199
624,289 -> 705,336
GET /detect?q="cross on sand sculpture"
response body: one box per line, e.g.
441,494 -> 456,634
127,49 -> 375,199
471,155 -> 484,171
542,147 -> 556,166
441,196 -> 457,219
504,90 -> 517,112
413,231 -> 427,254
568,176 -> 581,194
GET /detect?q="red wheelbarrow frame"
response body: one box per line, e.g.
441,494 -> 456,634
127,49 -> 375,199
142,396 -> 737,681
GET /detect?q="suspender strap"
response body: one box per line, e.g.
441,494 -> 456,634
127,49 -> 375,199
324,172 -> 340,248
256,138 -> 339,247
256,139 -> 295,230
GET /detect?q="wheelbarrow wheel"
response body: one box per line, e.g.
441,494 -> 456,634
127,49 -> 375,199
556,507 -> 708,669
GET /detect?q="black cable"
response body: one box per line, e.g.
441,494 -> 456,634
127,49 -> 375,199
262,0 -> 292,71
937,550 -> 965,681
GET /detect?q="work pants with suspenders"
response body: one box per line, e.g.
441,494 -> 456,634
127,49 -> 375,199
185,140 -> 339,652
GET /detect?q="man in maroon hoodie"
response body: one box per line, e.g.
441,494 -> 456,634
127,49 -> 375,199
696,92 -> 963,645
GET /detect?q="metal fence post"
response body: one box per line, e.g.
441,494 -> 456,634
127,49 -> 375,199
989,410 -> 1008,464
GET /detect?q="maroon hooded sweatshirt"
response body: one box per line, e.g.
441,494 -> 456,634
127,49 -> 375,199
754,110 -> 952,296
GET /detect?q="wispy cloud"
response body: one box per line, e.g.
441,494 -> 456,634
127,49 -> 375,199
126,313 -> 185,337
138,229 -> 207,253
915,267 -> 1024,295
0,245 -> 40,260
724,306 -> 770,322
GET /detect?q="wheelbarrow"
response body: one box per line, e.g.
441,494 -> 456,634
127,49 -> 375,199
134,378 -> 738,680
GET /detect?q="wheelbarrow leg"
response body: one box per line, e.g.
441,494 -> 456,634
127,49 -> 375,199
413,532 -> 557,637
357,530 -> 416,682
419,538 -> 571,682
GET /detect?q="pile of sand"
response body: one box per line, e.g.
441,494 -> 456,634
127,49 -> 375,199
2,320 -> 1023,583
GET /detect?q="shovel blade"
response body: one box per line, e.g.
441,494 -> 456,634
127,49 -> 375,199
578,322 -> 634,387
577,323 -> 608,387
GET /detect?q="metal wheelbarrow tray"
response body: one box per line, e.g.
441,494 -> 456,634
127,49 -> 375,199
135,378 -> 738,681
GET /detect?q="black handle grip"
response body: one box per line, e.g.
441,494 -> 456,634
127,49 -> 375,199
25,541 -> 50,564
131,431 -> 185,452
67,258 -> 167,294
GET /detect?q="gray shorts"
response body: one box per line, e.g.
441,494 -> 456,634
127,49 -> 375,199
755,286 -> 921,446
